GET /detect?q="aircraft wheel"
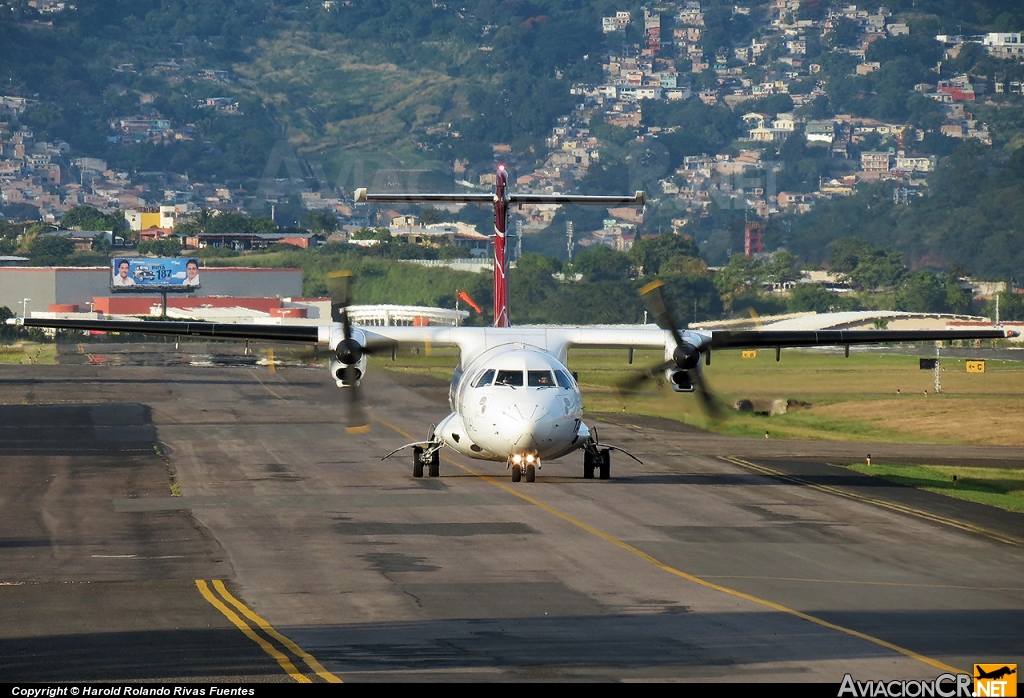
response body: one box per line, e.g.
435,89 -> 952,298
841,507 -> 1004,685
598,449 -> 611,480
511,465 -> 522,483
526,463 -> 536,483
429,451 -> 440,478
583,450 -> 595,479
413,446 -> 424,478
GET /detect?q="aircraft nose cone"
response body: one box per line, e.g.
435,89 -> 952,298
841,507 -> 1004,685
496,403 -> 548,452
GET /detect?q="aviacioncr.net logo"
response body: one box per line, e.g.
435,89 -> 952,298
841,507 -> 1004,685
974,664 -> 1017,697
838,673 -> 973,697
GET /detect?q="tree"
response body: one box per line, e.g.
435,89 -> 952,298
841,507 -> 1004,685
984,291 -> 1024,322
788,284 -> 847,313
419,206 -> 441,226
60,206 -> 109,231
91,233 -> 111,253
828,238 -> 905,290
765,251 -> 799,286
714,254 -> 765,296
175,220 -> 203,238
303,210 -> 338,234
629,234 -> 700,276
29,234 -> 74,263
823,17 -> 860,50
573,245 -> 631,282
894,271 -> 965,313
205,212 -> 276,235
137,238 -> 183,257
509,253 -> 559,320
0,305 -> 28,341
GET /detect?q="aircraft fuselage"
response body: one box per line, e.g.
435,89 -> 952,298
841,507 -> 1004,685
434,344 -> 586,464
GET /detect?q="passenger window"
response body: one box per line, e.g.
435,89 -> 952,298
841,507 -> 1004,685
528,370 -> 555,387
495,370 -> 523,387
473,369 -> 495,388
554,370 -> 575,389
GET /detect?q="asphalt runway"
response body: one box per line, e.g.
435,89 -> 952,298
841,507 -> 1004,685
1,343 -> 1022,683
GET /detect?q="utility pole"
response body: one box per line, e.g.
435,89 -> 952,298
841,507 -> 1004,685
566,220 -> 574,261
515,219 -> 523,262
934,341 -> 941,394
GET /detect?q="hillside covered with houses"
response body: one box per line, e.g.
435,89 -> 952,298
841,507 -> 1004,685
2,0 -> 1024,287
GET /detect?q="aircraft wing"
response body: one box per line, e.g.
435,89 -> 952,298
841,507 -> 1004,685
706,328 -> 1017,350
8,317 -> 322,344
524,326 -> 1018,354
8,317 -> 1016,356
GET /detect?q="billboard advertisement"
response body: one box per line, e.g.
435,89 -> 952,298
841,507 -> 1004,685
110,258 -> 201,291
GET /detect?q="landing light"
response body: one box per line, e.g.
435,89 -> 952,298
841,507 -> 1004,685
512,454 -> 523,464
525,454 -> 535,463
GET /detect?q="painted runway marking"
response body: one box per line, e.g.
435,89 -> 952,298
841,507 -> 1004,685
721,456 -> 1024,547
698,575 -> 1024,592
247,369 -> 286,400
375,416 -> 963,675
195,579 -> 341,683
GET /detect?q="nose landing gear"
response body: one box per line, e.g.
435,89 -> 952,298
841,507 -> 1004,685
508,457 -> 538,483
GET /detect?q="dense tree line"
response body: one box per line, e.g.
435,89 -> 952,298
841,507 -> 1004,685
785,140 -> 1024,281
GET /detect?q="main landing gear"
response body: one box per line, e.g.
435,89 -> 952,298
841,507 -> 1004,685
412,446 -> 440,478
583,448 -> 611,480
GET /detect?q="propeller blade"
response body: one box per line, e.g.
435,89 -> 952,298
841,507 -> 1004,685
614,359 -> 674,394
328,270 -> 353,338
326,271 -> 370,433
640,280 -> 686,347
689,368 -> 723,423
341,365 -> 370,434
634,279 -> 724,421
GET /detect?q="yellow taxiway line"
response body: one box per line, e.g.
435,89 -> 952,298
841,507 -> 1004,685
376,415 -> 963,675
721,456 -> 1024,547
195,579 -> 342,683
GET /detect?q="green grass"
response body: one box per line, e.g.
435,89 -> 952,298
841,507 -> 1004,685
0,343 -> 58,365
846,464 -> 1024,514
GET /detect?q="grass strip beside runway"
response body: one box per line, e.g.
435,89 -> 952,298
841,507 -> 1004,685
847,464 -> 1024,514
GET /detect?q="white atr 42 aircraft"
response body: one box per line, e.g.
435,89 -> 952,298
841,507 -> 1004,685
7,165 -> 1019,482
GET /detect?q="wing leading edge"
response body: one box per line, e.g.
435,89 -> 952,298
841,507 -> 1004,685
6,317 -> 1018,354
8,317 -> 322,343
706,328 -> 1017,350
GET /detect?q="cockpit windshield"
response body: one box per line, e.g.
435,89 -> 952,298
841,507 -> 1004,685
554,369 -> 575,389
473,369 -> 495,387
495,370 -> 523,387
527,370 -> 555,387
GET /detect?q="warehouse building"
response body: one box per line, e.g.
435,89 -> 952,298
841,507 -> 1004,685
0,266 -> 303,317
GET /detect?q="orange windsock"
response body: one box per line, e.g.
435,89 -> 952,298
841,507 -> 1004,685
458,291 -> 483,314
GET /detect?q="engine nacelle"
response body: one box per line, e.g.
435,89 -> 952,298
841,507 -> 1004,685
330,354 -> 366,387
672,342 -> 701,370
666,368 -> 695,393
326,327 -> 368,388
663,340 -> 703,392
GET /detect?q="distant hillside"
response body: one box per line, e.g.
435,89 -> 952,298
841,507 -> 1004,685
0,0 -> 614,189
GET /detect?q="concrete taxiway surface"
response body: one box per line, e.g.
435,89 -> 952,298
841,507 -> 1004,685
1,343 -> 1022,682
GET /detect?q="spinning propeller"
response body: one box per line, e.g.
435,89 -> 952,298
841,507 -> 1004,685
328,270 -> 371,434
618,280 -> 723,421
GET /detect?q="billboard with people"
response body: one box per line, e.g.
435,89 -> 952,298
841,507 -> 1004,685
110,258 -> 201,291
